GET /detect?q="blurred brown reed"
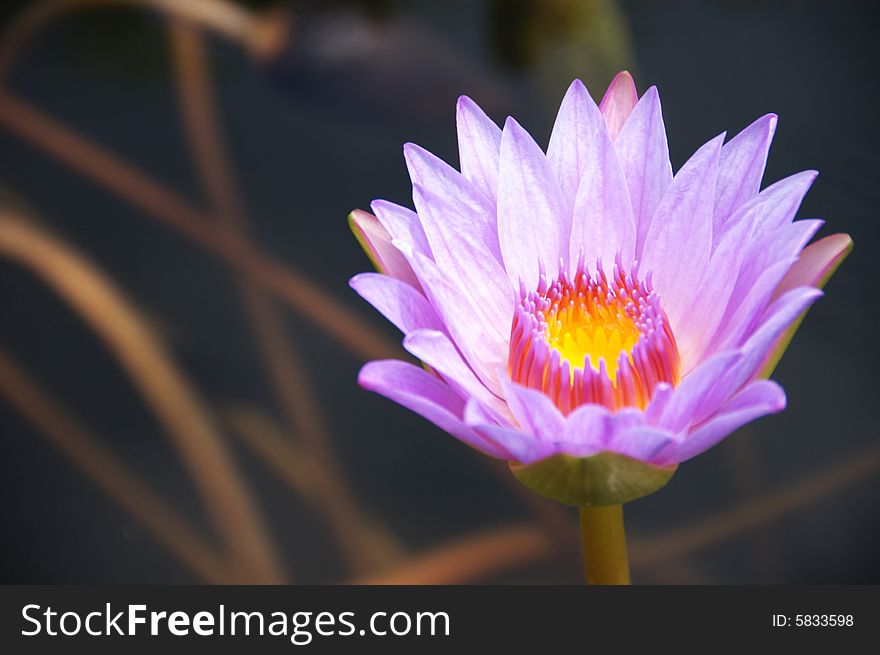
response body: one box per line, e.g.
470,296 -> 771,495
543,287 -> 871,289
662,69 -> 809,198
486,458 -> 581,560
223,404 -> 405,570
0,211 -> 284,583
630,443 -> 880,570
169,20 -> 402,574
0,91 -> 401,363
0,346 -> 230,583
722,431 -> 785,579
0,0 -> 287,81
354,524 -> 556,585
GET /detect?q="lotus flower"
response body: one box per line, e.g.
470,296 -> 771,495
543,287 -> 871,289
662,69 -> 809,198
349,72 -> 851,507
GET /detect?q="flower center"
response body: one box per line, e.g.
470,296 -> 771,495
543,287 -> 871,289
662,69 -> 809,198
508,260 -> 680,414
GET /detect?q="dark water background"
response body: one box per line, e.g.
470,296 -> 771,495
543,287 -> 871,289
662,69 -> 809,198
0,0 -> 877,583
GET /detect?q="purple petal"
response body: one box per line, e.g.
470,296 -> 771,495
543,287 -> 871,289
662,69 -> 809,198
411,182 -> 513,331
404,143 -> 501,260
561,403 -> 611,457
547,79 -> 602,219
759,234 -> 853,377
657,351 -> 744,433
614,86 -> 673,251
644,382 -> 674,425
407,251 -> 506,394
729,286 -> 824,390
642,133 -> 725,328
502,380 -> 566,442
714,114 -> 777,233
403,329 -> 509,420
350,272 -> 443,335
371,200 -> 432,260
687,287 -> 820,427
359,360 -> 509,458
675,216 -> 753,372
599,71 -> 638,140
497,117 -> 568,288
749,171 -> 818,239
570,101 -> 637,268
710,219 -> 823,352
560,404 -> 670,461
349,210 -> 420,288
464,399 -> 557,462
716,170 -> 817,247
655,380 -> 786,465
456,95 -> 502,202
609,425 -> 678,462
466,417 -> 555,464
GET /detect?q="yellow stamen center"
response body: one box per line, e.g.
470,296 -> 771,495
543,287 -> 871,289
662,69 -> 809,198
545,298 -> 640,383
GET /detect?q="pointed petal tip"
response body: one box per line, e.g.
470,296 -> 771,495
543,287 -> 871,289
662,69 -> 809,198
747,112 -> 778,131
771,232 -> 852,302
403,142 -> 434,166
831,232 -> 855,254
598,71 -> 638,139
456,94 -> 481,116
607,70 -> 636,93
348,208 -> 372,222
566,77 -> 588,94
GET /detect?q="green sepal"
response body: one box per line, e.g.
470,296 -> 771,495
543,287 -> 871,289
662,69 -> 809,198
509,451 -> 677,507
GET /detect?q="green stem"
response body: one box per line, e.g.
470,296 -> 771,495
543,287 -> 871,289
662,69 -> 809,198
579,505 -> 631,585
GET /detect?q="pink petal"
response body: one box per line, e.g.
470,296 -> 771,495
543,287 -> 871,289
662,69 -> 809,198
348,209 -> 420,288
599,71 -> 638,140
771,233 -> 853,301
